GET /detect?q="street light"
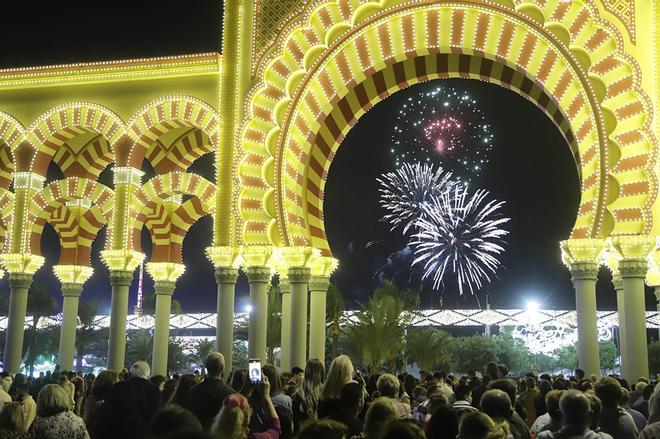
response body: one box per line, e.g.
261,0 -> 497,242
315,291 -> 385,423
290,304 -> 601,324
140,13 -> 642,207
526,300 -> 540,312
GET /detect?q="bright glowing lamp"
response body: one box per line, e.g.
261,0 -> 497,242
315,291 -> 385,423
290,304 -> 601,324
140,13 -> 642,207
526,300 -> 540,312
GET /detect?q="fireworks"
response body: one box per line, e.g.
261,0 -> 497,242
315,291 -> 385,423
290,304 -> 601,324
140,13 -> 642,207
390,85 -> 493,181
377,162 -> 455,234
410,186 -> 510,295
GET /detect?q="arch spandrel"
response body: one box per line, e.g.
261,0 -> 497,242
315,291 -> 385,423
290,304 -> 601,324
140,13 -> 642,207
238,0 -> 658,256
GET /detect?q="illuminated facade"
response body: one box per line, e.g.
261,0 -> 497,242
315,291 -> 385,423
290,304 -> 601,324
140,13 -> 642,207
0,0 -> 658,378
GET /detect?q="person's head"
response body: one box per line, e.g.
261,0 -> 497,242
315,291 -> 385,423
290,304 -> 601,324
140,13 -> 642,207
150,374 -> 167,391
486,362 -> 499,379
458,411 -> 508,439
412,385 -> 428,404
262,365 -> 282,396
480,389 -> 513,421
524,376 -> 536,390
595,376 -> 623,408
170,374 -> 200,405
427,404 -> 459,439
558,390 -> 591,430
487,379 -> 517,405
635,380 -> 648,395
322,355 -> 353,400
162,378 -> 179,404
545,390 -> 563,421
455,384 -> 472,403
376,374 -> 399,399
91,370 -> 120,400
229,369 -> 246,392
339,381 -> 364,416
364,397 -> 399,439
620,388 -> 632,406
0,401 -> 30,433
575,368 -> 585,381
149,404 -> 202,437
382,419 -> 426,439
129,361 -> 151,379
644,382 -> 656,401
205,352 -> 225,378
428,394 -> 448,415
37,384 -> 70,417
586,393 -> 602,431
211,394 -> 250,438
297,419 -> 348,439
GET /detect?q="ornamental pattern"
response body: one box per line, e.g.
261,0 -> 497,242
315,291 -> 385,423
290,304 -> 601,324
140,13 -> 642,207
600,0 -> 636,43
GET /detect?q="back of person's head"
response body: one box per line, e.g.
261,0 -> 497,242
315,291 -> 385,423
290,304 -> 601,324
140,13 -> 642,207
376,374 -> 399,398
486,362 -> 499,378
382,419 -> 425,439
322,355 -> 354,400
92,370 -> 120,400
524,376 -> 536,390
480,389 -> 513,421
585,392 -> 603,431
205,352 -> 225,377
459,411 -> 508,439
37,384 -> 70,417
635,381 -> 648,394
455,384 -> 471,401
595,376 -> 623,408
428,394 -> 448,414
229,369 -> 246,392
648,383 -> 660,419
0,401 -> 29,433
487,378 -> 517,405
364,397 -> 398,439
552,378 -> 568,390
340,381 -> 363,412
575,368 -> 585,380
150,374 -> 167,390
149,404 -> 202,437
297,419 -> 348,439
644,382 -> 656,401
546,390 -> 563,420
130,361 -> 151,379
304,358 -> 325,388
620,387 -> 632,405
211,394 -> 250,438
427,404 -> 459,439
412,385 -> 427,402
170,374 -> 200,405
559,390 -> 591,428
262,364 -> 282,396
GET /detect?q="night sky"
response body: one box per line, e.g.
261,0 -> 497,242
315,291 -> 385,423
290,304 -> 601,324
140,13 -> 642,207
1,1 -> 652,314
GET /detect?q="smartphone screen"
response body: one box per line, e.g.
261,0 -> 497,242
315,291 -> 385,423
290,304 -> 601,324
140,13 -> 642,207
248,359 -> 262,384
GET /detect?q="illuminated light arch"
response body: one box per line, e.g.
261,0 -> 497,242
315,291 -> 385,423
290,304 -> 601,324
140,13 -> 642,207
0,111 -> 25,189
0,189 -> 14,253
26,103 -> 125,177
48,204 -> 108,265
145,129 -> 215,174
132,172 -> 217,263
27,178 -> 115,257
238,0 -> 657,256
125,96 -> 220,169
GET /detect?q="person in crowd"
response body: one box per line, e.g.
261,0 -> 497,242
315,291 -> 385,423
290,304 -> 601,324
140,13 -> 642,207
189,352 -> 235,431
319,355 -> 353,419
633,382 -> 655,419
403,374 -> 417,398
148,404 -> 203,437
534,378 -> 552,418
274,406 -> 293,439
426,404 -> 459,439
530,390 -> 562,434
56,375 -> 74,411
620,388 -> 646,431
327,381 -> 363,437
261,365 -> 292,413
486,363 -> 501,381
162,378 -> 179,405
537,390 -> 612,439
82,370 -> 119,427
0,380 -> 11,412
453,383 -> 478,420
382,419 -> 426,439
0,401 -> 31,438
363,397 -> 398,439
594,377 -> 638,439
472,374 -> 491,409
291,359 -> 324,430
575,369 -> 586,384
212,377 -> 280,439
29,384 -> 89,439
518,376 -> 538,427
150,375 -> 167,392
639,384 -> 660,439
631,380 -> 648,405
459,411 -> 509,439
411,386 -> 429,422
296,419 -> 347,439
11,384 -> 35,431
229,369 -> 247,395
169,374 -> 200,408
487,379 -> 531,439
481,389 -> 528,439
289,368 -> 304,388
376,374 -> 410,419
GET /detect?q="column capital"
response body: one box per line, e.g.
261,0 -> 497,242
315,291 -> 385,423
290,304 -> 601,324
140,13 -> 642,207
619,258 -> 648,279
310,257 -> 339,277
288,266 -> 311,283
215,266 -> 239,284
53,265 -> 93,285
60,283 -> 84,298
279,276 -> 291,294
654,286 -> 660,302
113,166 -> 144,187
612,235 -> 656,260
153,280 -> 176,296
309,275 -> 330,292
101,250 -> 144,272
242,246 -> 275,268
569,261 -> 599,281
278,246 -> 320,270
13,172 -> 45,190
206,246 -> 243,268
613,274 -> 623,291
146,262 -> 185,283
245,266 -> 272,283
560,238 -> 605,267
1,254 -> 44,275
7,272 -> 32,289
109,270 -> 134,287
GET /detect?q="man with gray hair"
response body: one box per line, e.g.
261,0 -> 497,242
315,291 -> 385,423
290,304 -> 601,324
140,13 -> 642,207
129,361 -> 151,379
537,390 -> 613,439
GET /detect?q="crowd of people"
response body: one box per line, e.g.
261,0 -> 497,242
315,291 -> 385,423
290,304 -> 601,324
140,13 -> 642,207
0,355 -> 658,439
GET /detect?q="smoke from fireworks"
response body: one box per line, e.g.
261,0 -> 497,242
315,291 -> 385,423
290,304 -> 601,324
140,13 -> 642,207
377,162 -> 455,234
410,186 -> 509,295
390,85 -> 493,182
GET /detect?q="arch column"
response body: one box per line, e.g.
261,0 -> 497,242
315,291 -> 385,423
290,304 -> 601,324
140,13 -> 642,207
613,275 -> 627,377
3,272 -> 33,373
279,277 -> 291,371
308,275 -> 329,363
288,266 -> 310,370
105,269 -> 134,372
215,266 -> 239,373
246,266 -> 271,363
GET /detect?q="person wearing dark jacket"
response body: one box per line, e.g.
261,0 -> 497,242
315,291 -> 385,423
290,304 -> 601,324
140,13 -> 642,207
188,352 -> 235,431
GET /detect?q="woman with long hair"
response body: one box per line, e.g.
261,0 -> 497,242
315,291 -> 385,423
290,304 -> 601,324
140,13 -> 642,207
291,359 -> 324,430
318,355 -> 353,419
168,374 -> 200,409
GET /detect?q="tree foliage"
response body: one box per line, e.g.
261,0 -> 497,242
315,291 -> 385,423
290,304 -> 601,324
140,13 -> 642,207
266,285 -> 281,365
406,327 -> 455,371
326,283 -> 346,362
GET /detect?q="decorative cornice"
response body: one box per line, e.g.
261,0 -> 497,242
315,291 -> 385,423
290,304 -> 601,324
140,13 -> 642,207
619,258 -> 648,279
214,266 -> 239,284
7,272 -> 32,289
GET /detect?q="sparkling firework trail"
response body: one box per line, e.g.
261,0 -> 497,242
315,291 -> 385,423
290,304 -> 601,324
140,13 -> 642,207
377,162 -> 455,234
390,85 -> 494,182
411,186 -> 509,295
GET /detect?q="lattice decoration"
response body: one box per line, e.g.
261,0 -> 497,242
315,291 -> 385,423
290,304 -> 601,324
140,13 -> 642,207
600,0 -> 636,43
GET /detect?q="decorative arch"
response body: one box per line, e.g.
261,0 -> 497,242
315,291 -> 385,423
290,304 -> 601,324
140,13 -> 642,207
26,103 -> 126,177
125,96 -> 220,169
238,0 -> 657,256
0,189 -> 14,253
0,111 -> 24,189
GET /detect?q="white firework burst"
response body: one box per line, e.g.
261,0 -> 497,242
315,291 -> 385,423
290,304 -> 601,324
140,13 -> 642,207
377,162 -> 455,234
411,186 -> 510,295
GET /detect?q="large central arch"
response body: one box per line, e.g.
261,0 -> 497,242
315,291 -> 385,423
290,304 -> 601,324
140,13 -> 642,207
238,0 -> 657,257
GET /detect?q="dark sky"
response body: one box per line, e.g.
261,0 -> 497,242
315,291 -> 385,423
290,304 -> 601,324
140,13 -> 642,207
1,1 -> 650,313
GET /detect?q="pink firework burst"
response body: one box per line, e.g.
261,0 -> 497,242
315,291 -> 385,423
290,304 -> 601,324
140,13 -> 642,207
423,116 -> 463,153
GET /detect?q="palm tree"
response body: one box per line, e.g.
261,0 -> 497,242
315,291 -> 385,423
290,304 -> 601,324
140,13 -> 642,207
406,327 -> 455,371
191,338 -> 215,370
167,337 -> 191,375
142,289 -> 183,314
266,285 -> 281,365
326,283 -> 345,361
125,330 -> 152,366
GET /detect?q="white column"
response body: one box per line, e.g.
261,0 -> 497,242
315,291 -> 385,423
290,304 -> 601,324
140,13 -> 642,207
619,258 -> 649,381
570,261 -> 600,376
